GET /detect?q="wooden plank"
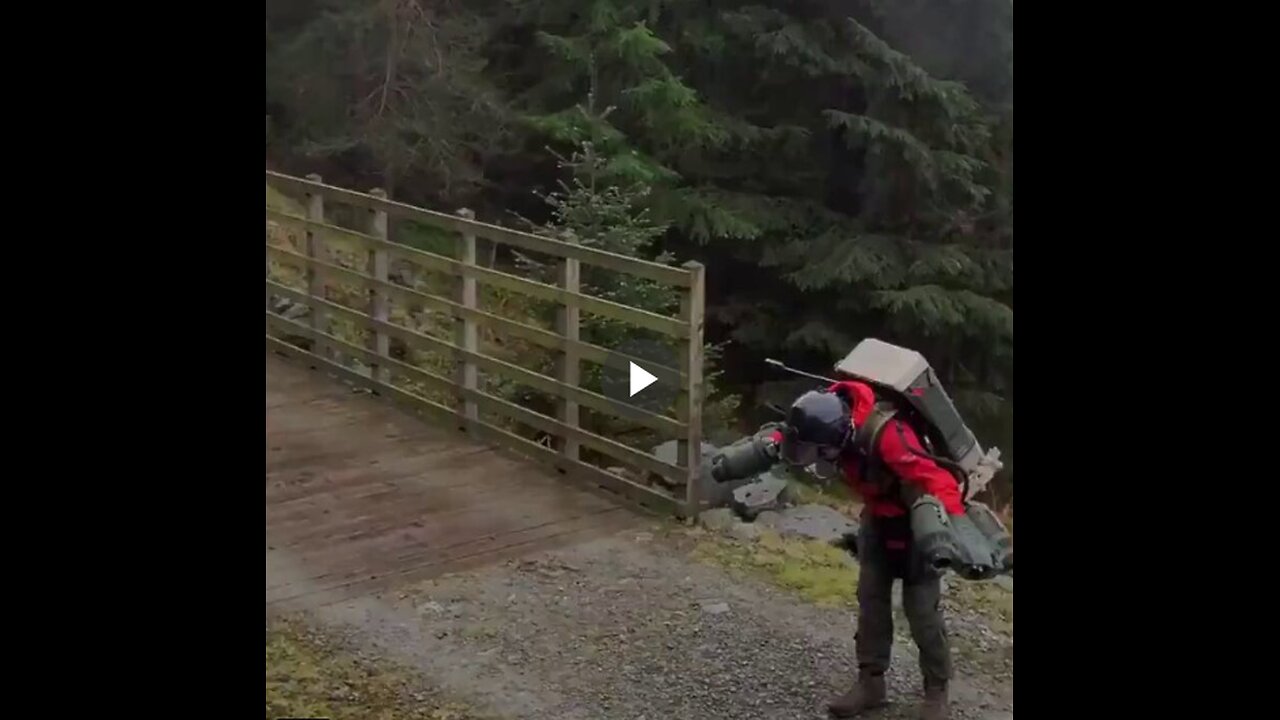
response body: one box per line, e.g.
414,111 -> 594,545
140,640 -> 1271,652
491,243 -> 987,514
266,277 -> 684,387
367,189 -> 390,383
267,460 -> 514,534
304,174 -> 329,361
267,317 -> 684,480
267,207 -> 380,247
467,419 -> 680,515
266,340 -> 681,514
265,348 -> 675,611
267,451 -> 490,511
264,445 -> 494,507
265,304 -> 685,435
271,480 -> 612,572
267,426 -> 447,468
679,261 -> 707,516
266,509 -> 628,608
268,320 -> 456,396
557,232 -> 581,462
266,230 -> 688,339
267,171 -> 692,287
267,450 -> 489,506
465,383 -> 684,482
455,208 -> 479,423
266,239 -> 688,340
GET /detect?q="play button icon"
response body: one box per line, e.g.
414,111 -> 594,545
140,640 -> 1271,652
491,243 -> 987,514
600,338 -> 680,416
630,362 -> 658,397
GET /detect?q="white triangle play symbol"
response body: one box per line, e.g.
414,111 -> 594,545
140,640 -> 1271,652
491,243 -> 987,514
629,361 -> 658,397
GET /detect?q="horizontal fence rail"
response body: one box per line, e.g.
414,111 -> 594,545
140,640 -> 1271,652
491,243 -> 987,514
266,170 -> 707,516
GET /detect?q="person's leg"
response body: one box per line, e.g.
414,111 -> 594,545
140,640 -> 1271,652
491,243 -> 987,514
829,519 -> 895,717
903,563 -> 952,719
855,540 -> 896,676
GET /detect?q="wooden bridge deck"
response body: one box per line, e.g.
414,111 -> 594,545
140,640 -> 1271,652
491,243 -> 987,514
266,353 -> 640,612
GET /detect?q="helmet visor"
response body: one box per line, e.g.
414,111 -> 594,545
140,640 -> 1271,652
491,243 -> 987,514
780,427 -> 842,467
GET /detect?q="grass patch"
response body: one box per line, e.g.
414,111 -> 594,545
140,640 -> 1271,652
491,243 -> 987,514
946,579 -> 1014,636
266,616 -> 487,720
691,523 -> 1013,641
786,478 -> 863,517
692,530 -> 860,607
267,183 -> 302,213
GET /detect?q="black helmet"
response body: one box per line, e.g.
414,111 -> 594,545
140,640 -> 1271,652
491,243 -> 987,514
781,390 -> 853,466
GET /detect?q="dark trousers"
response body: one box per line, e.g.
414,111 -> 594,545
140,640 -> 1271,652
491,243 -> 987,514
855,514 -> 952,688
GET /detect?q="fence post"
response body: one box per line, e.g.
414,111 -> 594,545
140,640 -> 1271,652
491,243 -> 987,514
366,189 -> 390,384
455,209 -> 479,426
678,261 -> 706,518
556,236 -> 581,462
265,210 -> 273,314
304,174 -> 328,363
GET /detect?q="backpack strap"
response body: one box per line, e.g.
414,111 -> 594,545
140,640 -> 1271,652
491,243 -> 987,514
890,417 -> 970,500
853,400 -> 900,491
852,399 -> 969,505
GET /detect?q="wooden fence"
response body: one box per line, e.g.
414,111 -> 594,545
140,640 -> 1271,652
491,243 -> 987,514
265,170 -> 706,517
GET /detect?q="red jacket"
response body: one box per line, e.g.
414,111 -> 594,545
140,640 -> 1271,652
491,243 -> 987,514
775,381 -> 965,518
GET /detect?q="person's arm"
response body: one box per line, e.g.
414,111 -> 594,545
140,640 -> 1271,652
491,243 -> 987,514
710,425 -> 784,483
877,419 -> 965,515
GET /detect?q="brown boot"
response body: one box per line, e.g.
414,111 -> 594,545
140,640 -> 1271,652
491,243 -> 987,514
919,684 -> 949,720
828,675 -> 887,718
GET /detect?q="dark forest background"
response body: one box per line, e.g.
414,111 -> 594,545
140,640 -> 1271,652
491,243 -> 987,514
266,0 -> 1014,508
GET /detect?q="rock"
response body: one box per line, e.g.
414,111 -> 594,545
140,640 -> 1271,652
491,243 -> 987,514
731,473 -> 790,519
651,441 -> 719,472
700,601 -> 731,615
633,532 -> 654,543
754,510 -> 783,528
418,601 -> 445,614
768,504 -> 860,544
698,508 -> 736,532
650,440 -> 749,505
728,522 -> 763,542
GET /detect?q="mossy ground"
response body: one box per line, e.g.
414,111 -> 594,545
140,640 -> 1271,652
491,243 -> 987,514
691,529 -> 861,608
786,478 -> 863,517
945,578 -> 1014,636
266,615 -> 487,720
690,523 -> 1012,637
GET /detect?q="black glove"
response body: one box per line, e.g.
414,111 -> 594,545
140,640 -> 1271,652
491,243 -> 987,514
834,531 -> 859,557
710,430 -> 781,483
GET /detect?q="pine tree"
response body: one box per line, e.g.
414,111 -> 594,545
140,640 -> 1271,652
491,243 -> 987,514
524,142 -> 741,444
489,0 -> 1011,450
494,0 -> 732,189
266,0 -> 511,203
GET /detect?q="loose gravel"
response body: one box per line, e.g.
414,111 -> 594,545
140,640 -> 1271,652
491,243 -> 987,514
295,526 -> 1013,720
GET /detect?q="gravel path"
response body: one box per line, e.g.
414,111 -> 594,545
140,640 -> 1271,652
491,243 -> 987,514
296,526 -> 1013,720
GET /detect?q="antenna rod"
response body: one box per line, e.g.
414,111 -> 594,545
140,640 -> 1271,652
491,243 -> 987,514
764,358 -> 838,385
